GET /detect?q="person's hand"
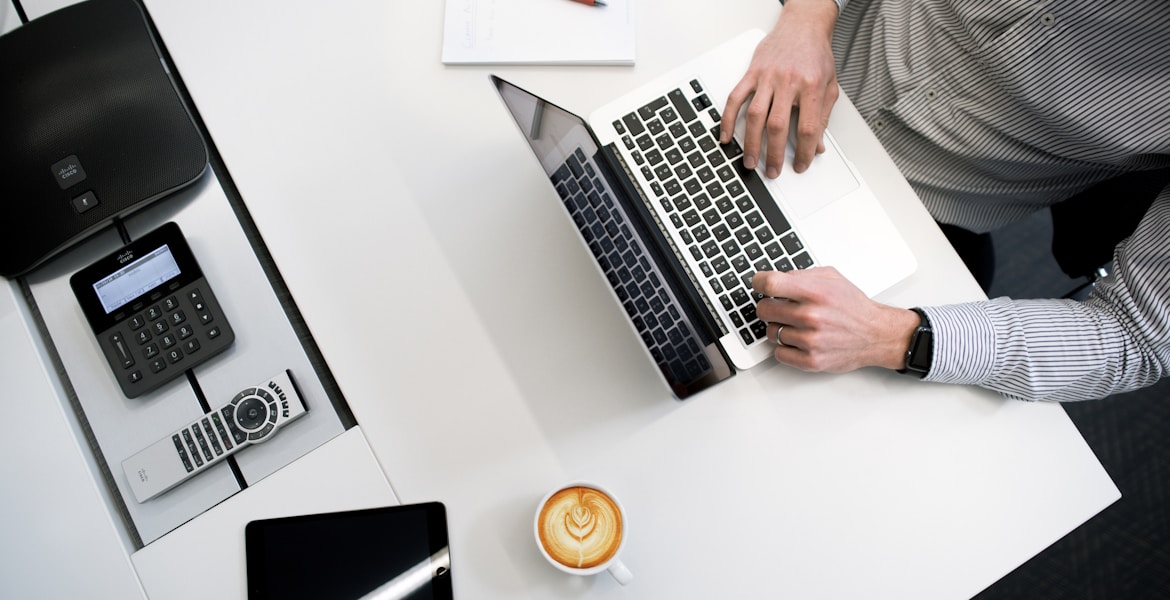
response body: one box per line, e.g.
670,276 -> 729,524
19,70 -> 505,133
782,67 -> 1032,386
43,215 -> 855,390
721,0 -> 840,178
752,267 -> 920,372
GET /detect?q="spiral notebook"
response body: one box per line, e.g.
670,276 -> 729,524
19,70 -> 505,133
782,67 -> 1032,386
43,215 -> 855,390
441,0 -> 635,65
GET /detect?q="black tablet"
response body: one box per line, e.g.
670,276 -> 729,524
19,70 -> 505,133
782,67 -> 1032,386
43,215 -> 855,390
245,502 -> 453,600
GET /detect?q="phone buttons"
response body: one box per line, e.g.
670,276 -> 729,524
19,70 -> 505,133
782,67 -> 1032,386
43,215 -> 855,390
71,191 -> 99,214
109,332 -> 134,368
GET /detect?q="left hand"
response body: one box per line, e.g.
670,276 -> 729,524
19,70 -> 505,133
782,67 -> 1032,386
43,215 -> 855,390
752,267 -> 920,372
720,0 -> 840,177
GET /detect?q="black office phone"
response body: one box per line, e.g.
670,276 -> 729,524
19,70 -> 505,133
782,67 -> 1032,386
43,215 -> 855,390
70,222 -> 234,398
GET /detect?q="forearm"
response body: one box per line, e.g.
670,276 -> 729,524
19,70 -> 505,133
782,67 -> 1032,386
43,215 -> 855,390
779,0 -> 842,38
921,298 -> 1166,401
921,191 -> 1170,402
780,0 -> 845,16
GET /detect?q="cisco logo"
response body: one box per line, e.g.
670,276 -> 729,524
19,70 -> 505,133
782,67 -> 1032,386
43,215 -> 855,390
118,250 -> 135,264
50,154 -> 88,190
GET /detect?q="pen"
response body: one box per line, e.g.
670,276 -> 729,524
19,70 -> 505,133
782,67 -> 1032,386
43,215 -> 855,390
568,0 -> 606,6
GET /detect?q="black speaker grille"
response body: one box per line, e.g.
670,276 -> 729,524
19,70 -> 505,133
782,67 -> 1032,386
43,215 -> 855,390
0,0 -> 208,277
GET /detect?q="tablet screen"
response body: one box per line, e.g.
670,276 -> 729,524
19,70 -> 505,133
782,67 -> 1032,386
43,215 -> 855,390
245,502 -> 452,600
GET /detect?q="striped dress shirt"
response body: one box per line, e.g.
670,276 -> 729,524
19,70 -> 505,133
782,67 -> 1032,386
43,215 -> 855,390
827,0 -> 1170,400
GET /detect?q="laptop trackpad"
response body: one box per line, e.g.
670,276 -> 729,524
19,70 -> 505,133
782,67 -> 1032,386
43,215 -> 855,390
768,134 -> 859,219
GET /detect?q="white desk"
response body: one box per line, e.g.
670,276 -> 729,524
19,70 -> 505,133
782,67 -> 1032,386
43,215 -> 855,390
2,0 -> 1120,598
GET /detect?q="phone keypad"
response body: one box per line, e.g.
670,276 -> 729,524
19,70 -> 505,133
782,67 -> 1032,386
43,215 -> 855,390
101,280 -> 234,398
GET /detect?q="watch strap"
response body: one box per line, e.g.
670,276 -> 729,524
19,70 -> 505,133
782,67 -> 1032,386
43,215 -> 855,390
897,308 -> 932,378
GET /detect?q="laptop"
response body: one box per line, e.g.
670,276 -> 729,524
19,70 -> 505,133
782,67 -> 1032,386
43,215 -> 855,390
491,29 -> 916,399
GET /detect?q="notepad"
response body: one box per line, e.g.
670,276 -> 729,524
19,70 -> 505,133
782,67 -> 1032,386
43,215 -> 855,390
441,0 -> 635,66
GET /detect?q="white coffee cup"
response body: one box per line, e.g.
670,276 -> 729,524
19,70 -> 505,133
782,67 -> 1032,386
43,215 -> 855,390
534,482 -> 633,585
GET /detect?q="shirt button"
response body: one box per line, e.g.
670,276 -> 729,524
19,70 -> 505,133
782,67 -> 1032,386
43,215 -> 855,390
873,118 -> 885,130
925,88 -> 938,101
1040,13 -> 1055,27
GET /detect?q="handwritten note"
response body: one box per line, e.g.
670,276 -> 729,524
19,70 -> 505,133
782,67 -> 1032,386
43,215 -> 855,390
441,0 -> 635,65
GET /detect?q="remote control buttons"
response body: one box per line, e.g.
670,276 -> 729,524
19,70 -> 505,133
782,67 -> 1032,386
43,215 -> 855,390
228,387 -> 282,442
235,396 -> 268,430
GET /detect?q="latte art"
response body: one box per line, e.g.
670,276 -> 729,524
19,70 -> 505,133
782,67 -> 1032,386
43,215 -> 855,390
537,486 -> 623,569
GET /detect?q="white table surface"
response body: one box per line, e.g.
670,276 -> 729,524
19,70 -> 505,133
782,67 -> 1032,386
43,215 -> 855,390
4,0 -> 1120,598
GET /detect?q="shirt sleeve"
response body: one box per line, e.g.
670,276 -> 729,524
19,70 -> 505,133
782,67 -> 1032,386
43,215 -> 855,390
919,185 -> 1170,402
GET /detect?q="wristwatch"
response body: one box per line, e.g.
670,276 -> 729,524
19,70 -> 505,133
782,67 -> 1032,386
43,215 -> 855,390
897,308 -> 933,378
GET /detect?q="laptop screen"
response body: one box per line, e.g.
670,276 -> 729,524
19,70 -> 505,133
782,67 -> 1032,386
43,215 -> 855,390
491,76 -> 733,398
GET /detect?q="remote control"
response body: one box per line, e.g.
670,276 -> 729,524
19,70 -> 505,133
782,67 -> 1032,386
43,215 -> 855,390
122,370 -> 308,503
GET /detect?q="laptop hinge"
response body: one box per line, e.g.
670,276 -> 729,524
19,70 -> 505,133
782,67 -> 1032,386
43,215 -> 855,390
597,143 -> 729,341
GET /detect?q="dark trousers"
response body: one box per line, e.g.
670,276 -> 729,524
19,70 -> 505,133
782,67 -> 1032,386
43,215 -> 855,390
938,223 -> 995,294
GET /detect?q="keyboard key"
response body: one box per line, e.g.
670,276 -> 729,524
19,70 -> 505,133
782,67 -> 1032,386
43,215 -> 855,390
623,113 -> 644,136
639,97 -> 669,121
669,88 -> 698,122
780,232 -> 805,255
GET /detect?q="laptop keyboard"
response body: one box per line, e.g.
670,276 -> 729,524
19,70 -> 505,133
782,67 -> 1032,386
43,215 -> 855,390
552,149 -> 714,386
611,79 -> 815,349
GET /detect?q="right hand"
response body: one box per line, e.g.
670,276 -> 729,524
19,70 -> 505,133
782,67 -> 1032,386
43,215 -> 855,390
752,267 -> 920,373
721,0 -> 840,178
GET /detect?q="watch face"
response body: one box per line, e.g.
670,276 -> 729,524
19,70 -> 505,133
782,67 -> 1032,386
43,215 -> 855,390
907,328 -> 933,372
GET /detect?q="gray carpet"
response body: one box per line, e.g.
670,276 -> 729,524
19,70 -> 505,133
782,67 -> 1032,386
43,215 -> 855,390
972,211 -> 1170,599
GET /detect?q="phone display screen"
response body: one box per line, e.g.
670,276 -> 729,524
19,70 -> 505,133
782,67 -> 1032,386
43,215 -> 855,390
92,243 -> 181,314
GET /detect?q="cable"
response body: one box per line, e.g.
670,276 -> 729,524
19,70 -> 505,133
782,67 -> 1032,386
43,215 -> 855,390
185,370 -> 248,491
12,0 -> 29,25
113,217 -> 132,245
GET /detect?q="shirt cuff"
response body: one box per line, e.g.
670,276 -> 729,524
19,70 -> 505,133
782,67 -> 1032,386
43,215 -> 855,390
918,303 -> 998,386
